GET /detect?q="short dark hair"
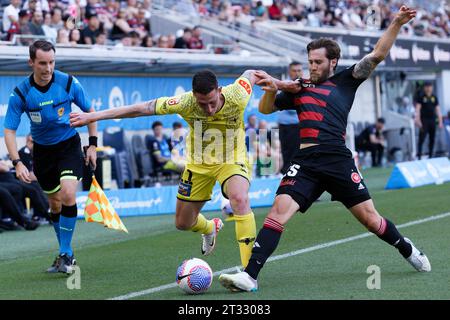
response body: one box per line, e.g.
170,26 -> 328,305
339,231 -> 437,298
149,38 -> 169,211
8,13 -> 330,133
307,38 -> 341,70
192,70 -> 218,94
172,122 -> 182,129
289,61 -> 302,68
424,81 -> 433,87
152,121 -> 163,130
29,40 -> 55,60
377,117 -> 385,124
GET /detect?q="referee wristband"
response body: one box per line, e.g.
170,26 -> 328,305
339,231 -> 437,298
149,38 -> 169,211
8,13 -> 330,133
88,136 -> 98,147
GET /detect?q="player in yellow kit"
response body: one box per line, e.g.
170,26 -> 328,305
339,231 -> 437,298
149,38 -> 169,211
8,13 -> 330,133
70,70 -> 261,267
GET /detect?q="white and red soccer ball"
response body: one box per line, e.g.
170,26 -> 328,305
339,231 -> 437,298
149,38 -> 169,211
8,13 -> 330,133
176,258 -> 213,294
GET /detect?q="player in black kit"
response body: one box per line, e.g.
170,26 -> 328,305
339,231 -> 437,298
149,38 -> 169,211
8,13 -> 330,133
219,6 -> 431,293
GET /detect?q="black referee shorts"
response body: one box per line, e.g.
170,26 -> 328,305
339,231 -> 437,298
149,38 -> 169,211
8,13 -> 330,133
33,133 -> 84,194
276,145 -> 371,213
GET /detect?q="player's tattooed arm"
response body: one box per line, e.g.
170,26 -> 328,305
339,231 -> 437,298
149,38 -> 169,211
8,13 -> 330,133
352,54 -> 381,79
146,99 -> 156,115
353,6 -> 416,80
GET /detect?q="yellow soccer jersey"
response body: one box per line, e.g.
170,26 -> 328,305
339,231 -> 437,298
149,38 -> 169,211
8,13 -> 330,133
155,77 -> 252,165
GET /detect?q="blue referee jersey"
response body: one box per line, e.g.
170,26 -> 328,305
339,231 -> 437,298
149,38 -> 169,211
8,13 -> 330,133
4,70 -> 91,145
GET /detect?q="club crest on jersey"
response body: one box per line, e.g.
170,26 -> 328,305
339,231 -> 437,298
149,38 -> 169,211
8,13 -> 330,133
238,79 -> 251,94
168,97 -> 180,106
57,107 -> 64,117
29,111 -> 42,123
351,172 -> 361,184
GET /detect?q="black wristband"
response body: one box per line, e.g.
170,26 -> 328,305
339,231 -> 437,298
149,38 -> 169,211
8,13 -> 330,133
12,159 -> 22,167
89,136 -> 98,147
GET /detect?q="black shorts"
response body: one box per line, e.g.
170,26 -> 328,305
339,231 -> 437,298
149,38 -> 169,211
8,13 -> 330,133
276,145 -> 371,212
33,133 -> 84,194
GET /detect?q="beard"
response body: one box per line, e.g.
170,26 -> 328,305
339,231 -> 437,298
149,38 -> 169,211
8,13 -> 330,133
310,70 -> 331,84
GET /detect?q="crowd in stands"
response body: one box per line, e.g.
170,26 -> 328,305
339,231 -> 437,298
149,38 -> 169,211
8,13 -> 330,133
1,0 -> 449,48
187,0 -> 450,38
0,0 -> 208,49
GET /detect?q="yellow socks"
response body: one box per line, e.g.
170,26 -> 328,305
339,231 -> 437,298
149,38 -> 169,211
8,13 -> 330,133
189,214 -> 214,234
233,212 -> 256,268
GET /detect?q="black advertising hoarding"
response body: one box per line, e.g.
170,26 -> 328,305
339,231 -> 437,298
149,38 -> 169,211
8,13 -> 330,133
287,29 -> 450,70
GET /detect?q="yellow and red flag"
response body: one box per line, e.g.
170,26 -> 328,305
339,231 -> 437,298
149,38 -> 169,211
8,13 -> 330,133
84,176 -> 128,233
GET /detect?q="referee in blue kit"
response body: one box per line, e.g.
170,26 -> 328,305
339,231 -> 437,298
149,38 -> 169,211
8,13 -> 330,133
4,40 -> 98,274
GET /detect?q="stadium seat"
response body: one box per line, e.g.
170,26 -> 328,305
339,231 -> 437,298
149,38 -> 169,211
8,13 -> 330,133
103,127 -> 138,189
103,127 -> 126,152
131,134 -> 154,187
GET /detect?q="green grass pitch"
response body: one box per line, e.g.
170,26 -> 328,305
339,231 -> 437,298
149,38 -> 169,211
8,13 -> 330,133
1,168 -> 449,300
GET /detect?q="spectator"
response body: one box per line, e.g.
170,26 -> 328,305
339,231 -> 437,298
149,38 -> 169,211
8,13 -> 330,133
128,30 -> 142,46
174,27 -> 192,49
278,61 -> 303,174
56,27 -> 70,44
253,1 -> 268,21
94,31 -> 107,46
50,7 -> 64,30
268,0 -> 282,20
2,0 -> 21,36
187,25 -> 204,49
0,160 -> 48,224
42,11 -> 57,43
0,183 -> 39,231
28,10 -> 46,37
356,118 -> 386,167
16,9 -> 32,45
110,8 -> 132,40
147,121 -> 173,173
81,13 -> 103,44
157,34 -> 171,48
23,0 -> 50,14
69,28 -> 81,45
207,0 -> 222,17
141,34 -> 153,47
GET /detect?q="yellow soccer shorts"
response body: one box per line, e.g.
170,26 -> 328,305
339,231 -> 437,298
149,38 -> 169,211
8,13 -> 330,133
177,162 -> 252,202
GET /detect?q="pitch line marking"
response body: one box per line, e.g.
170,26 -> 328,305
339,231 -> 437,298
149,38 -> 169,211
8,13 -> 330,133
109,211 -> 450,300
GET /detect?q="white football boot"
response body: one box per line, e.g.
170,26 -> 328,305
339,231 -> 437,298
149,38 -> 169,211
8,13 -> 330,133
219,271 -> 258,292
201,218 -> 223,256
404,237 -> 431,272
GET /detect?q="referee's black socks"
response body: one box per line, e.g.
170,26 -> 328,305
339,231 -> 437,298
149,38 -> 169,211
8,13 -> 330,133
245,217 -> 284,280
375,217 -> 412,258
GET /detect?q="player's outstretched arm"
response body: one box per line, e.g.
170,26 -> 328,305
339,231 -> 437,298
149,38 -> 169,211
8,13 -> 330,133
70,99 -> 157,127
353,5 -> 416,79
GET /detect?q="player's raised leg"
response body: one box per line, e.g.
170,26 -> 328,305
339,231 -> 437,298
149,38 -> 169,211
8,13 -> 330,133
349,199 -> 431,272
219,194 -> 299,292
222,175 -> 256,268
175,198 -> 223,255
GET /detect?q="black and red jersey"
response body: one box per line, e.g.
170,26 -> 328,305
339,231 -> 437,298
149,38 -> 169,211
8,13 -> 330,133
275,64 -> 366,148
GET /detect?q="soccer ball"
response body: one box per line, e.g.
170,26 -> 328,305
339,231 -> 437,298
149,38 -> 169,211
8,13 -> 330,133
176,258 -> 213,294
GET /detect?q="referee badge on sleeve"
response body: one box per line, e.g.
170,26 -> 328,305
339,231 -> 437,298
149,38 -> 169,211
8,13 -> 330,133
29,111 -> 42,123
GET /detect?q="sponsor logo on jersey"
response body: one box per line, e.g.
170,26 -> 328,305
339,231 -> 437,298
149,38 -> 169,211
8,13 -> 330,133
358,183 -> 365,190
351,172 -> 361,184
39,100 -> 54,107
238,79 -> 251,94
167,97 -> 180,106
280,178 -> 296,187
178,181 -> 192,197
